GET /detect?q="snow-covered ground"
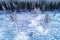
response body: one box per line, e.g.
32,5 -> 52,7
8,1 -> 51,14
0,10 -> 60,40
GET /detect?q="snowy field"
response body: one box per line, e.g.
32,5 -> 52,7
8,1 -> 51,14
0,10 -> 60,40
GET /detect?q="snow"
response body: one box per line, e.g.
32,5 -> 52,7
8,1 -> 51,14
0,10 -> 60,40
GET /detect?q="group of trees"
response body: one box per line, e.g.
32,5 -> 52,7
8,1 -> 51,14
0,1 -> 60,11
